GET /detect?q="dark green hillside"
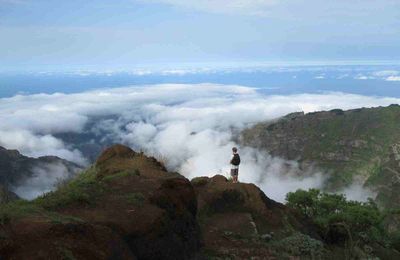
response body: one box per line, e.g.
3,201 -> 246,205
241,105 -> 400,206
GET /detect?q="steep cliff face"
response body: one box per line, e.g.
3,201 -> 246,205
192,175 -> 322,259
370,144 -> 400,208
241,105 -> 400,201
0,146 -> 82,200
191,175 -> 400,259
0,185 -> 18,204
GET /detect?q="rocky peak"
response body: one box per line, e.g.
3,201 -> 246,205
0,144 -> 200,259
96,144 -> 137,165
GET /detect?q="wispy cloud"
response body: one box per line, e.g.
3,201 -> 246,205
354,70 -> 400,81
373,70 -> 399,77
1,84 -> 399,201
354,74 -> 373,80
386,76 -> 400,81
11,162 -> 80,200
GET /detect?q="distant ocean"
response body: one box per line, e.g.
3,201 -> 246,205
1,65 -> 400,98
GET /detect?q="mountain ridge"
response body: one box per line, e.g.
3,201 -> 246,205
241,104 -> 400,208
1,144 -> 399,259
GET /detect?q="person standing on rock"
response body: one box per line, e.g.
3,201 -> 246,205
230,147 -> 241,183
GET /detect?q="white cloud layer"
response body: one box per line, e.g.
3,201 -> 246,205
1,83 -> 400,201
354,70 -> 400,81
386,76 -> 400,82
11,162 -> 79,200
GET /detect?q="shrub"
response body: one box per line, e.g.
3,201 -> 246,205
34,167 -> 102,210
191,177 -> 209,187
273,232 -> 324,258
0,199 -> 82,225
0,200 -> 43,224
102,169 -> 140,182
286,189 -> 384,245
330,109 -> 345,115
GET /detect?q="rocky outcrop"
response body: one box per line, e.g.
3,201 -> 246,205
192,175 -> 321,259
0,145 -> 201,260
0,185 -> 18,204
2,144 -> 399,259
372,144 -> 400,209
1,144 -> 324,259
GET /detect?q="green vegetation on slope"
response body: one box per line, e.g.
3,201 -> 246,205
34,166 -> 103,210
0,197 -> 84,226
241,105 -> 400,200
1,144 -> 204,260
0,164 -> 147,224
0,167 -> 102,224
285,188 -> 400,258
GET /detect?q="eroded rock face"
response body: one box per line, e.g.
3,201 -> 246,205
0,145 -> 200,260
192,175 -> 320,259
241,105 -> 400,194
0,185 -> 18,204
374,146 -> 400,209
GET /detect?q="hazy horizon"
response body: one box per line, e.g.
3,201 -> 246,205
1,0 -> 399,71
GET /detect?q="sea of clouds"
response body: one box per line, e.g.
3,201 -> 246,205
1,83 -> 399,201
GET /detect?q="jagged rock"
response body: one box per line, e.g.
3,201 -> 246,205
0,185 -> 18,204
192,175 -> 321,259
0,144 -> 200,260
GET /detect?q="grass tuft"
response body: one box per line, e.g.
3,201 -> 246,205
102,169 -> 141,182
34,166 -> 102,210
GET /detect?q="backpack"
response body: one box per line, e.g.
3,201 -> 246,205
231,154 -> 241,166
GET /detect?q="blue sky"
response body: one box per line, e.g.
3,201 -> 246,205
1,0 -> 399,70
